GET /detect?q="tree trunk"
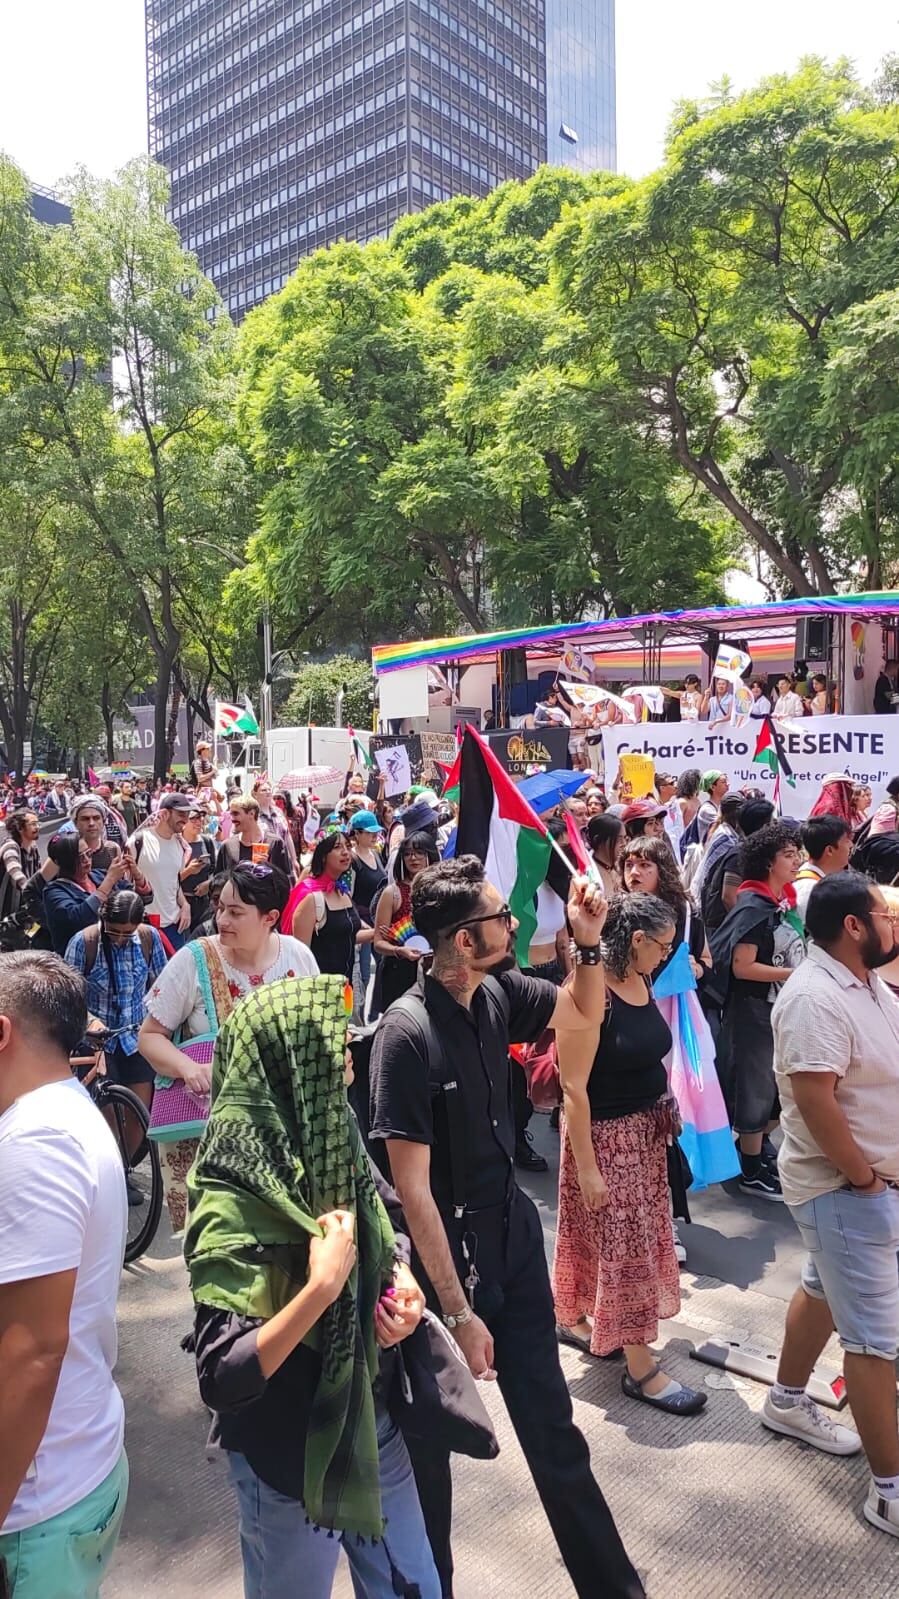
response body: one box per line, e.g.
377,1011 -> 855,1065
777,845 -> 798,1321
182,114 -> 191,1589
166,683 -> 182,772
152,652 -> 177,783
100,680 -> 116,763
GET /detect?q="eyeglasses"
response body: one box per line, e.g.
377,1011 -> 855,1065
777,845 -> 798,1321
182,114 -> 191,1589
449,902 -> 514,935
646,935 -> 674,957
870,909 -> 899,928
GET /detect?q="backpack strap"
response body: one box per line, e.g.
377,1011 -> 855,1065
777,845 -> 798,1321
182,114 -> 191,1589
312,891 -> 327,935
390,991 -> 467,1219
82,923 -> 101,977
137,924 -> 156,969
188,937 -> 235,1034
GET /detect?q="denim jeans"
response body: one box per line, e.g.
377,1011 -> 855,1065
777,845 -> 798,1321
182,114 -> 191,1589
227,1409 -> 440,1599
792,1185 -> 899,1361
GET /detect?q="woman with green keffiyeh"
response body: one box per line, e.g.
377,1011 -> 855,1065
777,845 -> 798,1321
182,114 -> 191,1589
185,973 -> 440,1599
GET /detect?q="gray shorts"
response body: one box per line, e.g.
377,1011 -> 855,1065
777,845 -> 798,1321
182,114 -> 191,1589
791,1185 -> 899,1361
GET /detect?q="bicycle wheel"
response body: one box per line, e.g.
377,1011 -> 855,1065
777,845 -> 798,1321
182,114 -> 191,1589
98,1082 -> 164,1264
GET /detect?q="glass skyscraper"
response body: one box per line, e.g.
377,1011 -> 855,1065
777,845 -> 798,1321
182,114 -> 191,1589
146,1 -> 616,320
545,0 -> 615,173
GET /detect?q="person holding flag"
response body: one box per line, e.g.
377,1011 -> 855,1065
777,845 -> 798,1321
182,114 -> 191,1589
369,728 -> 645,1599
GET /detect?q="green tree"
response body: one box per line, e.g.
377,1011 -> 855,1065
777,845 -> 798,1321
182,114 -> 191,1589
281,655 -> 373,729
551,60 -> 899,594
0,156 -> 251,778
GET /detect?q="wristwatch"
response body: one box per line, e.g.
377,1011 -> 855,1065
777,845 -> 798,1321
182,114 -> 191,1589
443,1304 -> 473,1330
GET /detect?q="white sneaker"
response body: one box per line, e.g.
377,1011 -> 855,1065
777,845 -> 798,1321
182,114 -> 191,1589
761,1391 -> 861,1456
672,1221 -> 687,1266
864,1483 -> 899,1537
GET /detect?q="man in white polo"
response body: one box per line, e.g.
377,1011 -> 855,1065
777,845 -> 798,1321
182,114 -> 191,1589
767,871 -> 899,1537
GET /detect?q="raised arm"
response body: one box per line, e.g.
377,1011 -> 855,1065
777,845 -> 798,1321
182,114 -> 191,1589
548,875 -> 607,1033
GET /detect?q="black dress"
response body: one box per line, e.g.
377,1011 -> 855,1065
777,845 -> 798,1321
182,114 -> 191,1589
310,898 -> 362,981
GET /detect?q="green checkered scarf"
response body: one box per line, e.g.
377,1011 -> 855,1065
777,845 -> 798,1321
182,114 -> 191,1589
184,974 -> 396,1538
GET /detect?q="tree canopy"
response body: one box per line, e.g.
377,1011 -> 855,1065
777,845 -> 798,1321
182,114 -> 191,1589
1,57 -> 898,773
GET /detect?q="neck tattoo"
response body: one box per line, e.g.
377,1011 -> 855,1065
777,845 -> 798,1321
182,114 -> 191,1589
431,953 -> 471,1002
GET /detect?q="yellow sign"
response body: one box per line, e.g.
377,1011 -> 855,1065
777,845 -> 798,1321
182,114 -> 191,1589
618,751 -> 656,800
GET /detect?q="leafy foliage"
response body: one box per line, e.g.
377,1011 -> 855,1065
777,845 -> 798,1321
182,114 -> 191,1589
281,656 -> 374,730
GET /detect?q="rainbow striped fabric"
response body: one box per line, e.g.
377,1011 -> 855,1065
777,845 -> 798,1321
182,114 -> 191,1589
372,592 -> 899,674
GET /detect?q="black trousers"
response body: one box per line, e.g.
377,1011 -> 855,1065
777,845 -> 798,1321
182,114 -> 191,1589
510,1051 -> 532,1143
407,1188 -> 644,1599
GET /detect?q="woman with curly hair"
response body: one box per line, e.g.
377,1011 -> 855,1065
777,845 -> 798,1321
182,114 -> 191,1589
552,894 -> 707,1416
709,822 -> 805,1202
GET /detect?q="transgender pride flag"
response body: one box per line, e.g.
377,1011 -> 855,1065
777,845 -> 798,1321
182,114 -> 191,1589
653,941 -> 739,1191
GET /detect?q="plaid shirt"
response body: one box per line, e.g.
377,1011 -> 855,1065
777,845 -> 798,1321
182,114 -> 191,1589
65,928 -> 167,1053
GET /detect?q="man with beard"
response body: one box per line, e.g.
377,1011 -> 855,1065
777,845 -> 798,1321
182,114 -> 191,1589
766,872 -> 899,1536
369,856 -> 644,1599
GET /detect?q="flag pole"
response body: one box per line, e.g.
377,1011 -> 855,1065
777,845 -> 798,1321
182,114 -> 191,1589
545,827 -> 603,887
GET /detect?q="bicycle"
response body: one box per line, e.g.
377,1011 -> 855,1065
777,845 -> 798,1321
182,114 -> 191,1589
71,1025 -> 164,1265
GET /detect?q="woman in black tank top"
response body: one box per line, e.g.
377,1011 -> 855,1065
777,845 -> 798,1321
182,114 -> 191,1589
291,833 -> 361,980
552,894 -> 707,1418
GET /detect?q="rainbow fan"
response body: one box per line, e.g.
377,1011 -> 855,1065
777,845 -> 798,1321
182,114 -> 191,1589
388,916 -> 431,955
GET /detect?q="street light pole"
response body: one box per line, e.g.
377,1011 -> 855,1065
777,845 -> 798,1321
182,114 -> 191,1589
260,605 -> 273,748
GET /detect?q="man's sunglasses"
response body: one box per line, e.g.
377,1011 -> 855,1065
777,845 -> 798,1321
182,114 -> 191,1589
448,902 -> 513,935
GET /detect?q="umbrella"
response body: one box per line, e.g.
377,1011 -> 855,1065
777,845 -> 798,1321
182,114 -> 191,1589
277,766 -> 344,790
516,769 -> 590,815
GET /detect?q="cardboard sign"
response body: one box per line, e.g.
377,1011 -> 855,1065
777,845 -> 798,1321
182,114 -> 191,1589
617,751 -> 656,799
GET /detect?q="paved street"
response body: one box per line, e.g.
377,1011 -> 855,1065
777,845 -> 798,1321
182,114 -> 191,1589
107,1116 -> 899,1599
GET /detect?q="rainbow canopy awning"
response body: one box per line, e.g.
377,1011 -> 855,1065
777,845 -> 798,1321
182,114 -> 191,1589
372,593 -> 899,675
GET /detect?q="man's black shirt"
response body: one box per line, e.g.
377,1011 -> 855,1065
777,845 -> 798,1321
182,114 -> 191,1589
369,966 -> 557,1212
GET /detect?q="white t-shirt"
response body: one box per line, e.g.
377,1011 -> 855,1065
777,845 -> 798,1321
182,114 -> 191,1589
145,934 -> 319,1038
0,1078 -> 126,1532
131,828 -> 185,925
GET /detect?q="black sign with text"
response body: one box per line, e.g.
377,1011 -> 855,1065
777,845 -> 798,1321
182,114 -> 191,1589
485,727 -> 571,777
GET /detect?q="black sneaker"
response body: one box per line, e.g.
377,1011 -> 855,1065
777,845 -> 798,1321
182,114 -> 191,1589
515,1135 -> 548,1173
761,1135 -> 779,1171
125,1174 -> 145,1207
739,1165 -> 784,1202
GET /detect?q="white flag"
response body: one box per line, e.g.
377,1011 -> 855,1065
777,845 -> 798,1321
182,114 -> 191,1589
713,644 -> 752,684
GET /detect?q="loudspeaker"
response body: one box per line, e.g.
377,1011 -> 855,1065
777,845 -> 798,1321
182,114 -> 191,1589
795,616 -> 832,664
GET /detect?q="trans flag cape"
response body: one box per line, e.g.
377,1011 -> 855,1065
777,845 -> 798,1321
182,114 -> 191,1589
652,932 -> 739,1192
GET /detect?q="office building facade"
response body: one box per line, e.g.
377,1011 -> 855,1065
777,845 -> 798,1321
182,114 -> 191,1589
146,0 -> 616,320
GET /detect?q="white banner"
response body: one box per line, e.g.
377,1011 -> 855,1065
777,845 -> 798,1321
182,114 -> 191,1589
601,715 -> 899,819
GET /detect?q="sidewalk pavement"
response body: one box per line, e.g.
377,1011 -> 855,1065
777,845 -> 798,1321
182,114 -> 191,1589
106,1116 -> 899,1599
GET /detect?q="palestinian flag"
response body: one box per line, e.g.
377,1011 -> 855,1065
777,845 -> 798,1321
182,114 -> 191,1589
438,748 -> 462,806
215,698 -> 259,737
455,727 -> 551,962
753,716 -> 795,808
347,728 -> 373,769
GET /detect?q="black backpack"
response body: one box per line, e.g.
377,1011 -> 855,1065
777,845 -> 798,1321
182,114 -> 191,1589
680,811 -> 702,861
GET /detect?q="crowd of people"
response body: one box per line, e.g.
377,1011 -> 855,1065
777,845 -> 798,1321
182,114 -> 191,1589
527,655 -> 899,775
3,735 -> 899,1599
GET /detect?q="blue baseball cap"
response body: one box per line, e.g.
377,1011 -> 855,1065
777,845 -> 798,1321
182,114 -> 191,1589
348,808 -> 381,833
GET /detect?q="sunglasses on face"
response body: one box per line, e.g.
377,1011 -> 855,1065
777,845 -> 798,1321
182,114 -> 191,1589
449,902 -> 514,935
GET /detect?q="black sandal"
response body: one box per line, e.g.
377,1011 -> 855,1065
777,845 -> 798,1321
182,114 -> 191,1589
621,1361 -> 708,1415
556,1322 -> 594,1353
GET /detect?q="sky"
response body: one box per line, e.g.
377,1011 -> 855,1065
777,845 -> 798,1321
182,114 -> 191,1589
0,0 -> 894,189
